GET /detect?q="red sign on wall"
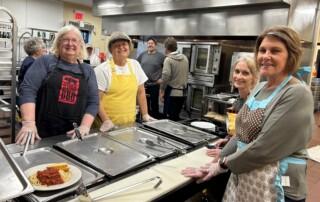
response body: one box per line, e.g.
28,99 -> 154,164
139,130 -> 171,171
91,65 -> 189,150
74,11 -> 84,21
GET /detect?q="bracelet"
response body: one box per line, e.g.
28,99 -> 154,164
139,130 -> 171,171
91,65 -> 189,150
219,157 -> 228,169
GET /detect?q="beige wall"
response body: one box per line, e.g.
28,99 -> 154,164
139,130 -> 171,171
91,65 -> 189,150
63,2 -> 107,55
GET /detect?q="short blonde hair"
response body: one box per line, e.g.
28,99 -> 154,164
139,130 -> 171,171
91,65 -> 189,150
233,56 -> 259,88
51,25 -> 87,60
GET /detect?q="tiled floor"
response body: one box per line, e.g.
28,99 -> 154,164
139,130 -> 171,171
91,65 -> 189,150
306,112 -> 320,202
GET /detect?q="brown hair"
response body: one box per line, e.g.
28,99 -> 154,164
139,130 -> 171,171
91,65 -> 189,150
254,26 -> 302,74
164,37 -> 177,52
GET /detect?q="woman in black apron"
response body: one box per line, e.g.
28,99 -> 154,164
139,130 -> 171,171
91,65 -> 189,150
16,25 -> 99,145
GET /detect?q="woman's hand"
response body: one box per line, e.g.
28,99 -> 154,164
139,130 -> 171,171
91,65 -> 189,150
181,167 -> 207,179
100,119 -> 114,132
196,162 -> 228,183
67,125 -> 90,139
15,121 -> 41,145
142,114 -> 157,122
214,138 -> 229,147
206,148 -> 221,160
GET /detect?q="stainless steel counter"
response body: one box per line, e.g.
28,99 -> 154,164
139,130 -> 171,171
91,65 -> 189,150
6,135 -> 69,154
5,127 -> 220,202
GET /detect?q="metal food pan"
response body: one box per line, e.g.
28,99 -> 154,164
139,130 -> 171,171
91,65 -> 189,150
12,147 -> 105,202
54,133 -> 154,177
108,127 -> 191,159
143,119 -> 218,146
0,139 -> 34,201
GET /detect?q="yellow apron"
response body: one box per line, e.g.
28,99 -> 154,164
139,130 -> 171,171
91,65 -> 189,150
100,59 -> 138,126
226,111 -> 237,136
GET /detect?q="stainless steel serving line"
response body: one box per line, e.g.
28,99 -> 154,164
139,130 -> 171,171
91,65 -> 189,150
107,127 -> 190,159
12,147 -> 105,202
143,119 -> 219,146
1,121 -> 219,202
54,133 -> 155,177
0,139 -> 34,201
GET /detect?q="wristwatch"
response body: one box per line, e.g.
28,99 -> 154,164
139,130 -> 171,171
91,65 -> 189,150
219,157 -> 228,170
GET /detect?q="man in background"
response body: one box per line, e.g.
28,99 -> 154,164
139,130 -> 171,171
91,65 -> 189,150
137,37 -> 165,119
158,37 -> 188,121
86,44 -> 101,67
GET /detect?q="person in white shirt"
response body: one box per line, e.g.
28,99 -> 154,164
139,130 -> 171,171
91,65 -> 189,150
86,44 -> 101,67
94,31 -> 155,132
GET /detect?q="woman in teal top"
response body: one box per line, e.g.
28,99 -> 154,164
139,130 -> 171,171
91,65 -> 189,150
182,26 -> 314,202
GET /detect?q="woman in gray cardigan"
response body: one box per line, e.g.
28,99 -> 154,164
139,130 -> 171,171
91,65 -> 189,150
182,26 -> 314,202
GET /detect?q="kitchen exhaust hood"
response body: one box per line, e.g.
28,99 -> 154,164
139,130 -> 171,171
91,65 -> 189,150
93,0 -> 290,16
95,0 -> 318,43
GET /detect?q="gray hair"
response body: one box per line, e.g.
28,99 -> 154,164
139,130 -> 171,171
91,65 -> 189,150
24,37 -> 45,56
50,25 -> 87,60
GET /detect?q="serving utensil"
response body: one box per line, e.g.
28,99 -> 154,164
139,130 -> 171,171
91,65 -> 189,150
92,176 -> 162,201
73,122 -> 83,141
156,136 -> 187,154
138,138 -> 173,150
21,131 -> 32,156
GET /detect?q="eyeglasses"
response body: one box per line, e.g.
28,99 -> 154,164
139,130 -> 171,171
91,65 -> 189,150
61,38 -> 80,45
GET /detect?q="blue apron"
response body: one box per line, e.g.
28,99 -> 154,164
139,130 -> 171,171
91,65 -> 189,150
223,76 -> 306,202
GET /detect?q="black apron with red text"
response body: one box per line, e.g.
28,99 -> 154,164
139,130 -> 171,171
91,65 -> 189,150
36,59 -> 88,137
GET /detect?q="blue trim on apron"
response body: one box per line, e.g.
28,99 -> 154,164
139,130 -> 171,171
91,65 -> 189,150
246,75 -> 292,110
239,75 -> 308,202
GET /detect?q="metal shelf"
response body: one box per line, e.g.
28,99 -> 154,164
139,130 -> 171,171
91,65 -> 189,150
0,7 -> 17,143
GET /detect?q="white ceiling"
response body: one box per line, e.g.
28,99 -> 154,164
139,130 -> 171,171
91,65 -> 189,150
59,0 -> 92,7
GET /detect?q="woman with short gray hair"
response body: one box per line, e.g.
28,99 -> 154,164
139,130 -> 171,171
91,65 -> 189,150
17,25 -> 99,145
18,37 -> 46,88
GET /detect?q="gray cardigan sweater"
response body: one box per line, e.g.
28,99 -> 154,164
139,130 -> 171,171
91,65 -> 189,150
222,77 -> 314,200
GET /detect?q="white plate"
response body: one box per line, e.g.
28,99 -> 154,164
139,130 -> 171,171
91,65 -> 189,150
24,163 -> 82,191
190,121 -> 216,130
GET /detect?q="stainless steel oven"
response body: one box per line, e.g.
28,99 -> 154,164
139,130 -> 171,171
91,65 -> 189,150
177,42 -> 192,71
190,43 -> 221,75
186,75 -> 215,112
187,85 -> 214,112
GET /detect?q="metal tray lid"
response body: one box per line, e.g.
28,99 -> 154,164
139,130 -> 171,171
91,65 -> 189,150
108,127 -> 190,159
143,119 -> 218,146
54,133 -> 154,177
12,147 -> 105,202
0,138 -> 34,201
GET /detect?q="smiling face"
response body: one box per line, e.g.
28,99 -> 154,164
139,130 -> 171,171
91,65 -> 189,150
110,40 -> 130,60
233,60 -> 255,91
147,39 -> 156,53
257,36 -> 288,79
59,30 -> 81,62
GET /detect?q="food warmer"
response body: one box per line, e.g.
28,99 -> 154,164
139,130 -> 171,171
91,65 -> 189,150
0,139 -> 34,201
54,133 -> 154,178
143,119 -> 218,146
12,146 -> 104,202
107,127 -> 191,159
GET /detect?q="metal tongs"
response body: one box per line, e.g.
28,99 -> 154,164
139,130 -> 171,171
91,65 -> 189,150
92,176 -> 162,201
73,122 -> 83,141
21,131 -> 32,156
138,138 -> 173,150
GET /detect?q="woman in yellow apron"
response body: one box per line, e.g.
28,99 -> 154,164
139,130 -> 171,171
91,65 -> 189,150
94,32 -> 155,131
